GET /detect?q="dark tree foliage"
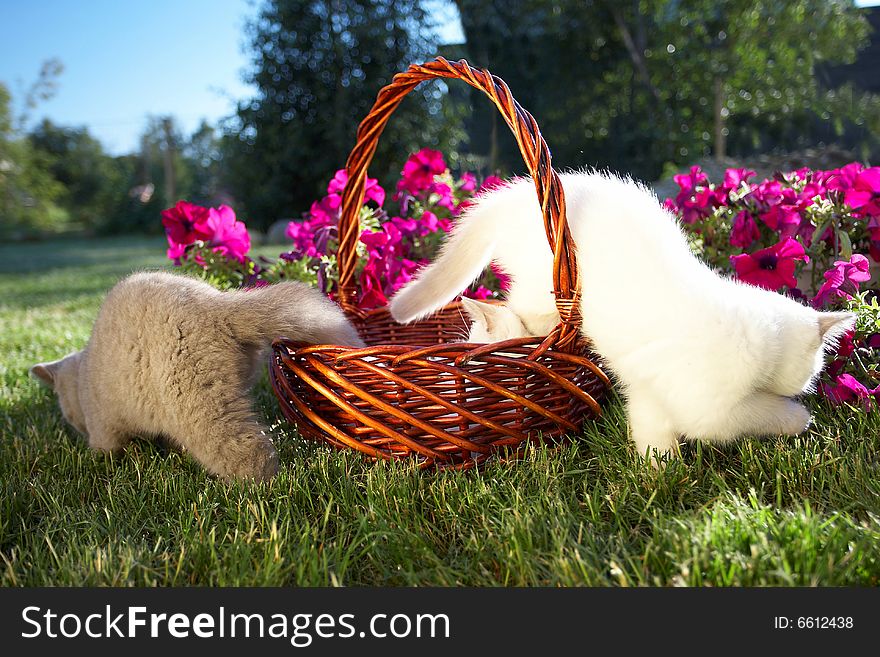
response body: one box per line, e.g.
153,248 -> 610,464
28,120 -> 130,230
226,0 -> 463,230
453,0 -> 635,177
454,0 -> 878,182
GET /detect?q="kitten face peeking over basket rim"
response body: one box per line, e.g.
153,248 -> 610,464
389,170 -> 855,463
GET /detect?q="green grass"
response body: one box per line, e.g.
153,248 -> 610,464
2,236 -> 880,586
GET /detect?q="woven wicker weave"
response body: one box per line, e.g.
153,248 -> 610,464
269,57 -> 610,469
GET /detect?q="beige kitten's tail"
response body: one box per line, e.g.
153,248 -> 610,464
389,213 -> 497,324
230,281 -> 365,347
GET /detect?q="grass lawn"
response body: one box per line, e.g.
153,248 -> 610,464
2,235 -> 879,586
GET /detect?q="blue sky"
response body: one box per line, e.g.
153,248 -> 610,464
0,1 -> 875,156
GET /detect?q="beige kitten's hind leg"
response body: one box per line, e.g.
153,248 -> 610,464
626,392 -> 681,466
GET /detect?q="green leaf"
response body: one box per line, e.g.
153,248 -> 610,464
838,229 -> 852,260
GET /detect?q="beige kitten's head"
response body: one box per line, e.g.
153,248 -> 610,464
30,351 -> 87,435
460,298 -> 532,342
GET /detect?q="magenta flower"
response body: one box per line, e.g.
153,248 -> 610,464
359,228 -> 389,250
459,172 -> 477,193
868,216 -> 880,242
463,286 -> 493,300
812,254 -> 872,308
671,166 -> 716,224
760,204 -> 803,239
681,188 -> 716,224
820,373 -> 873,407
490,262 -> 511,292
673,165 -> 708,198
161,200 -> 212,245
836,330 -> 856,359
358,258 -> 388,309
722,168 -> 756,192
308,193 -> 342,226
428,181 -> 456,211
397,148 -> 446,195
752,180 -> 787,208
327,169 -> 385,207
729,210 -> 760,249
826,162 -> 865,193
389,215 -> 419,236
480,175 -> 505,193
204,205 -> 251,262
162,201 -> 250,264
842,167 -> 880,217
286,220 -> 320,258
730,237 -> 808,291
166,240 -> 187,263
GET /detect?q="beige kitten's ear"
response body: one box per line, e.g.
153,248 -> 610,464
818,311 -> 857,342
30,360 -> 62,388
460,297 -> 501,332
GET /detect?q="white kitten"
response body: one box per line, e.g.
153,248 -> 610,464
31,271 -> 364,481
390,171 -> 855,462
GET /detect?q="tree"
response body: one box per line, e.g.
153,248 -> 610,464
629,0 -> 874,161
453,0 -> 879,181
28,119 -> 129,231
453,0 -> 625,175
0,81 -> 68,237
226,0 -> 464,229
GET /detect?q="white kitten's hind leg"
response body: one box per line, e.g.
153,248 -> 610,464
726,392 -> 811,438
626,392 -> 680,466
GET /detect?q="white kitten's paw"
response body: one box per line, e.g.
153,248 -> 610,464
780,401 -> 811,436
632,434 -> 681,469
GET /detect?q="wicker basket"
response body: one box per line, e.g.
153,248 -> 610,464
269,57 -> 610,469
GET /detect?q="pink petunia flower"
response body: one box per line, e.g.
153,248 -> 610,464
428,181 -> 456,212
389,215 -> 419,236
161,200 -> 213,246
819,373 -> 873,408
730,237 -> 808,291
204,205 -> 251,262
729,210 -> 760,249
358,257 -> 388,309
490,262 -> 511,292
166,240 -> 187,263
722,168 -> 756,192
459,172 -> 477,193
359,228 -> 389,250
811,254 -> 872,308
327,169 -> 386,207
825,162 -> 864,193
480,175 -> 505,193
397,148 -> 447,195
673,165 -> 708,199
842,167 -> 880,217
308,193 -> 342,226
463,286 -> 493,300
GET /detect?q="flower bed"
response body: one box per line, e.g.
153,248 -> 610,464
664,163 -> 880,408
160,153 -> 880,410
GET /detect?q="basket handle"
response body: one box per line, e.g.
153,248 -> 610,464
336,57 -> 581,349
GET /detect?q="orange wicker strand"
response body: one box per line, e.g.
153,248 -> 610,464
270,58 -> 610,469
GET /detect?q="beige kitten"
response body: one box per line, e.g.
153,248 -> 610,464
30,271 -> 364,482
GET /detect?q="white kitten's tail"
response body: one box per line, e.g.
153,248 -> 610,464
389,213 -> 497,324
231,281 -> 365,347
